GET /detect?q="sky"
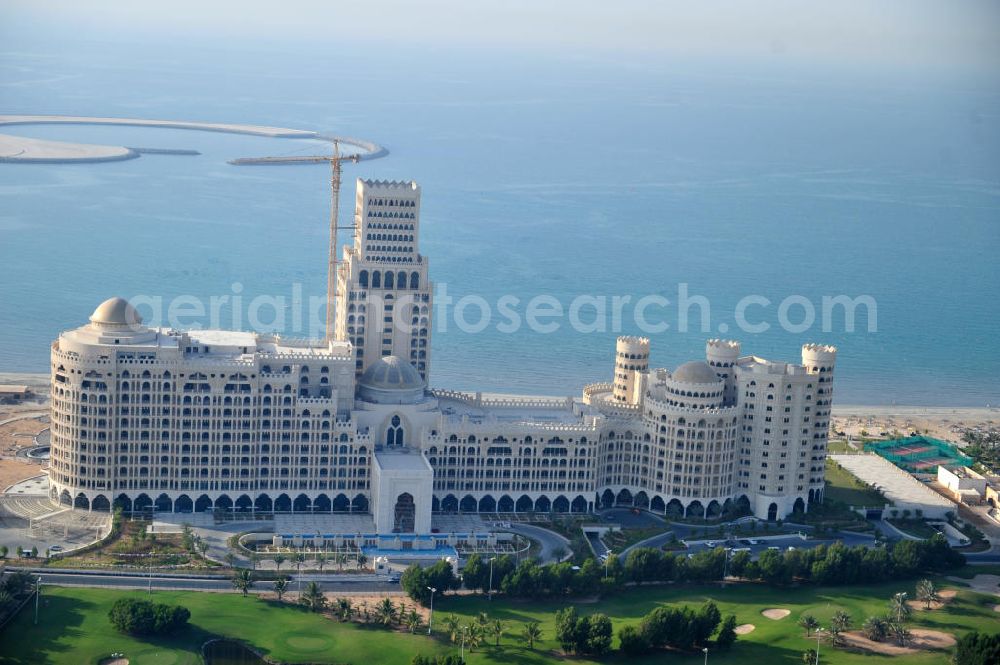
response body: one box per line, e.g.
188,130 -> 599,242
3,1 -> 999,72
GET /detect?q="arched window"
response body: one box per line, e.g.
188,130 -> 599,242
386,414 -> 404,448
372,271 -> 381,288
359,270 -> 368,288
398,271 -> 407,289
410,272 -> 419,289
385,271 -> 394,289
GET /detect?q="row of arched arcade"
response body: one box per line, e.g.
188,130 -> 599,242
54,490 -> 371,514
51,485 -> 818,521
432,494 -> 593,514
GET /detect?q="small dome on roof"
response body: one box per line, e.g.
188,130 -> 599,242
360,356 -> 425,391
358,356 -> 426,405
671,360 -> 720,384
89,297 -> 142,327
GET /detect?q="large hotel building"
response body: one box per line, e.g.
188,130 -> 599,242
48,179 -> 836,533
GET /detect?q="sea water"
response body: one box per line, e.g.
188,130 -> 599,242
1,37 -> 997,406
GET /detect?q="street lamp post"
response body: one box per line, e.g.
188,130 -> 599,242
426,586 -> 437,635
604,550 -> 613,579
34,575 -> 41,625
703,646 -> 709,665
488,557 -> 496,601
460,626 -> 467,662
815,628 -> 824,665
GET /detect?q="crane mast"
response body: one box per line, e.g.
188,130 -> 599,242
325,141 -> 359,346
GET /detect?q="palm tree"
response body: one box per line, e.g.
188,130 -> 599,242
2,571 -> 34,595
336,552 -> 347,571
315,553 -> 327,573
336,597 -> 354,622
476,611 -> 490,629
273,576 -> 289,601
294,551 -> 306,573
862,615 -> 889,642
491,618 -> 506,646
273,553 -> 286,572
224,552 -> 237,568
829,610 -> 852,645
520,622 -> 542,650
0,590 -> 13,608
376,597 -> 397,625
889,592 -> 911,623
405,608 -> 423,633
443,614 -> 461,643
915,579 -> 940,610
249,552 -> 260,570
356,552 -> 368,570
464,622 -> 484,652
300,581 -> 327,612
798,613 -> 819,637
232,569 -> 255,597
889,619 -> 912,646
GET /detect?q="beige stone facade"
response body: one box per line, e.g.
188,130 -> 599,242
47,178 -> 835,529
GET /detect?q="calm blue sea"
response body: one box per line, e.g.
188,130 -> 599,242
1,36 -> 998,405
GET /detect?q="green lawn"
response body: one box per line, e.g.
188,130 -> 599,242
824,458 -> 886,507
1,575 -> 998,665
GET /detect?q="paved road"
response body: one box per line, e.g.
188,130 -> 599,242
7,569 -> 401,594
504,523 -> 570,562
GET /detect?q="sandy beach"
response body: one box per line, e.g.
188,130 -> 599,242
832,404 -> 999,443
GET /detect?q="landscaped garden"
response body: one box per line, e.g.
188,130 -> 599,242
1,568 -> 998,664
823,458 -> 886,508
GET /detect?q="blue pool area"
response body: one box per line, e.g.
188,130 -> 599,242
362,545 -> 457,557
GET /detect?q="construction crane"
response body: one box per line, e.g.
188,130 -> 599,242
324,141 -> 359,345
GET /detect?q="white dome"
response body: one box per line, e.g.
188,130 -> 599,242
89,297 -> 142,328
358,356 -> 425,404
671,360 -> 720,384
360,356 -> 424,390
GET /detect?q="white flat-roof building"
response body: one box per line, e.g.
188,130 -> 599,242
47,178 -> 837,532
832,454 -> 955,519
937,466 -> 988,504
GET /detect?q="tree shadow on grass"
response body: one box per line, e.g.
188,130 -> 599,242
0,592 -> 94,664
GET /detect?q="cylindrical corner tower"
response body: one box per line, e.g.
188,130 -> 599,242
801,343 -> 837,504
801,343 -> 837,371
613,336 -> 650,404
706,339 -> 741,407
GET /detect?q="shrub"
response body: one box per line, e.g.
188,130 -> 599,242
954,631 -> 1000,665
716,614 -> 738,649
618,624 -> 651,655
108,598 -> 189,635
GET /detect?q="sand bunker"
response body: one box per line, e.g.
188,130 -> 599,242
840,629 -> 955,655
734,624 -> 756,635
907,588 -> 957,611
761,608 -> 790,620
99,659 -> 128,665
